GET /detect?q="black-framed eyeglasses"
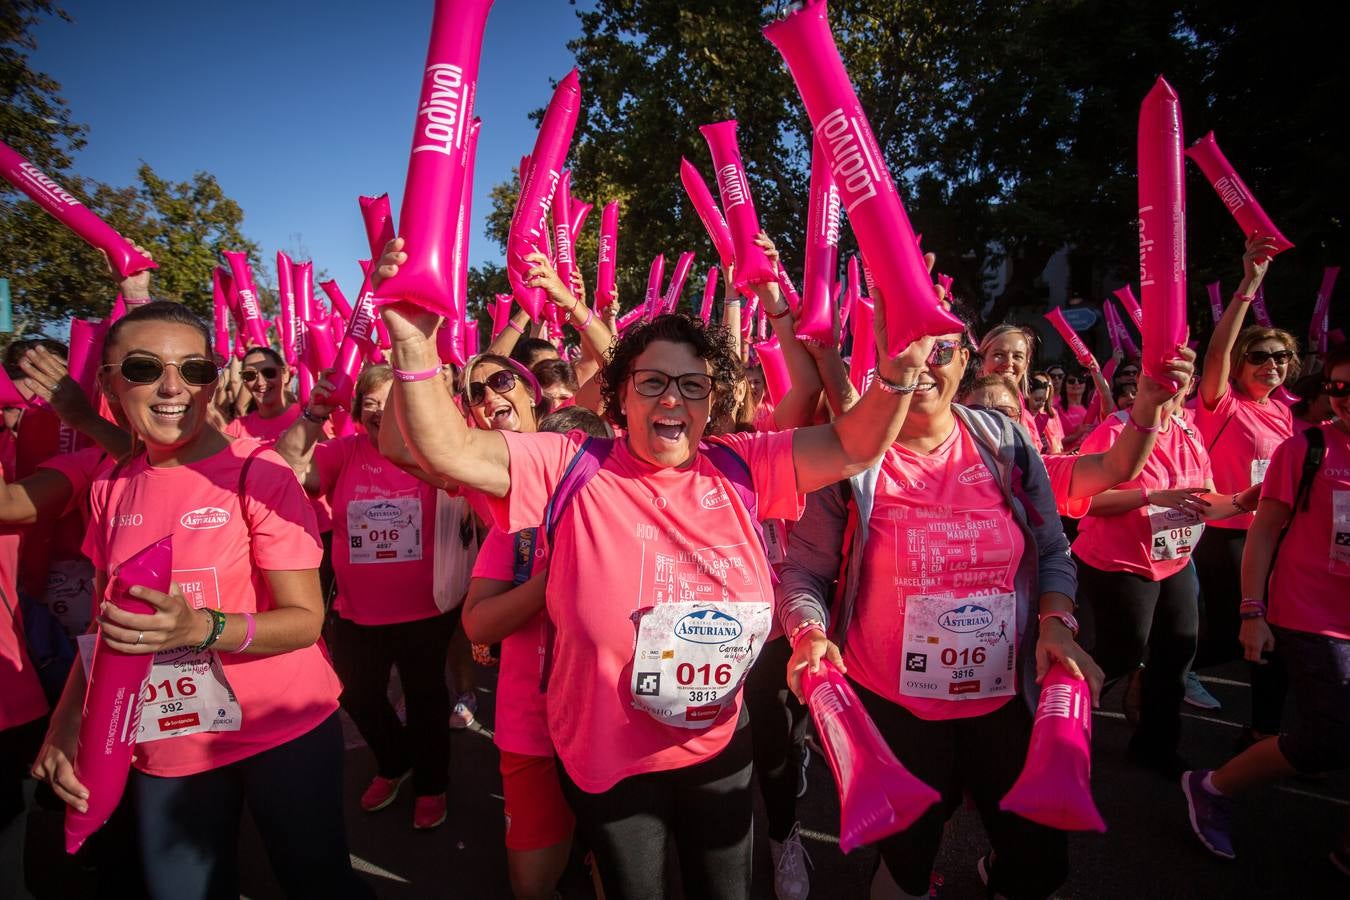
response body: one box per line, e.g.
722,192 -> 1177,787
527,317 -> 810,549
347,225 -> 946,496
468,370 -> 518,406
928,339 -> 960,368
103,356 -> 219,387
1322,379 -> 1350,398
241,366 -> 281,383
630,369 -> 714,400
1245,349 -> 1294,366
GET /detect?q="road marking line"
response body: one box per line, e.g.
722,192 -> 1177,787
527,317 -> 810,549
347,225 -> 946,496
1275,785 -> 1350,808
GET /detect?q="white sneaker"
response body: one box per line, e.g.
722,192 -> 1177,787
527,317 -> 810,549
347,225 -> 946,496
770,822 -> 812,900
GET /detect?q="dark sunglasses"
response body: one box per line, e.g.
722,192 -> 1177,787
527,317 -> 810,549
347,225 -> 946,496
631,369 -> 714,400
104,356 -> 219,387
928,339 -> 960,368
1244,349 -> 1294,366
1322,380 -> 1350,398
1046,370 -> 1066,379
468,370 -> 518,406
1031,380 -> 1051,390
241,366 -> 281,382
1064,376 -> 1085,385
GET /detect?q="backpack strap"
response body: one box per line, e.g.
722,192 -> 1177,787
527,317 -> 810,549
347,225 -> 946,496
543,436 -> 614,546
702,442 -> 771,561
234,444 -> 269,541
1266,426 -> 1326,600
513,528 -> 538,587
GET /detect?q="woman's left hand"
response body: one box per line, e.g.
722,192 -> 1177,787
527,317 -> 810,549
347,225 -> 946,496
524,252 -> 577,310
97,582 -> 208,654
1035,619 -> 1104,706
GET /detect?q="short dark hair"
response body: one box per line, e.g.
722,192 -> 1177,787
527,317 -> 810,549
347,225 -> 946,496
242,346 -> 285,369
600,313 -> 741,431
103,300 -> 212,363
539,406 -> 612,438
1325,342 -> 1350,375
511,337 -> 559,367
532,358 -> 578,394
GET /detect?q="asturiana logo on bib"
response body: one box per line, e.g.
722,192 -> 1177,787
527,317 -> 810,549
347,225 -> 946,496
938,604 -> 994,634
958,464 -> 994,486
364,502 -> 404,522
180,507 -> 230,530
674,610 -> 743,644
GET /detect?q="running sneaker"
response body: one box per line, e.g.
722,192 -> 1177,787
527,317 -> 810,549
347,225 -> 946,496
1181,770 -> 1236,859
360,771 -> 411,812
413,793 -> 448,830
796,742 -> 811,799
770,823 -> 811,900
1183,671 -> 1222,710
449,691 -> 477,729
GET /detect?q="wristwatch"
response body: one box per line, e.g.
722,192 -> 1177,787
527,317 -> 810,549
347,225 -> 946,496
1039,611 -> 1080,637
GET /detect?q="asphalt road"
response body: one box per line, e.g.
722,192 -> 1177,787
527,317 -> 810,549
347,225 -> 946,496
21,661 -> 1349,899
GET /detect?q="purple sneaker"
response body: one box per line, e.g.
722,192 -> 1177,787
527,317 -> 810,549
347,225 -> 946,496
1182,770 -> 1236,859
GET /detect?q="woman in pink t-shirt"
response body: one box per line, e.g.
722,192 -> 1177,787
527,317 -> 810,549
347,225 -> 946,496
222,346 -> 300,443
1192,236 -> 1296,743
1182,344 -> 1350,865
375,233 -> 936,900
977,324 -> 1057,455
277,363 -> 455,831
30,302 -> 367,899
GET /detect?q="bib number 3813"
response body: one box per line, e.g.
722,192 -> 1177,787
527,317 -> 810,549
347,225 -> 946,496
630,601 -> 771,730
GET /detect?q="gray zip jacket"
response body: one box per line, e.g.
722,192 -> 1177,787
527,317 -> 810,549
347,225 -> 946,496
776,404 -> 1077,709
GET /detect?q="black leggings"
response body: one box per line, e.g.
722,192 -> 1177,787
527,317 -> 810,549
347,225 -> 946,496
331,611 -> 456,795
854,683 -> 1068,900
1078,556 -> 1198,757
1192,527 -> 1288,733
743,635 -> 808,842
558,710 -> 754,900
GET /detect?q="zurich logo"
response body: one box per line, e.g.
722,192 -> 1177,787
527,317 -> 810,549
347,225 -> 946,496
938,604 -> 994,634
364,502 -> 404,522
674,610 -> 743,644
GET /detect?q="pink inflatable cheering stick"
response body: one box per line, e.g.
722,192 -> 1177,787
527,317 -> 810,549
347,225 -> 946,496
699,121 -> 775,290
643,254 -> 666,321
65,535 -> 172,854
662,251 -> 696,315
1102,300 -> 1124,356
616,304 -> 647,333
489,294 -> 513,338
765,1 -> 962,357
1112,285 -> 1144,331
443,117 -> 483,367
937,273 -> 953,301
797,138 -> 842,345
222,251 -> 273,350
801,661 -> 940,852
1000,664 -> 1106,832
0,139 -> 157,279
211,268 -> 232,366
507,69 -> 582,320
276,251 -> 298,367
1045,307 -> 1096,369
304,315 -> 338,379
291,260 -> 315,404
1310,266 -> 1340,352
463,315 -> 481,358
680,157 -> 736,270
67,318 -> 109,404
848,294 -> 875,392
840,255 -> 861,334
1186,131 -> 1293,256
320,279 -> 354,322
777,267 -> 802,317
359,194 -> 396,260
595,201 -> 620,306
1206,281 -> 1224,325
569,200 -> 592,245
329,267 -> 382,409
1251,286 -> 1272,327
754,337 -> 790,405
552,169 -> 578,288
1137,77 -> 1189,394
699,266 -> 719,324
375,0 -> 492,315
0,367 -> 27,408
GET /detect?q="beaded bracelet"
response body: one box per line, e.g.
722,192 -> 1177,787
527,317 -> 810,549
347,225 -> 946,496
788,617 -> 826,648
301,407 -> 329,425
875,374 -> 921,395
193,608 -> 227,653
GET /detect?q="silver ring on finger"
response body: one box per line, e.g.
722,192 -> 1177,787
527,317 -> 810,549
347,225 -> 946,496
136,631 -> 144,645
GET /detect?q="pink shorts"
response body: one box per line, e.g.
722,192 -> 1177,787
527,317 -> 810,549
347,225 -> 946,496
500,750 -> 575,851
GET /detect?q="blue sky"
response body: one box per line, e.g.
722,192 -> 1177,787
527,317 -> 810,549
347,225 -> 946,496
30,0 -> 590,297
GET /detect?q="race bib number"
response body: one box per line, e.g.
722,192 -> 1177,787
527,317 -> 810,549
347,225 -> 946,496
1250,458 -> 1270,485
900,590 -> 1016,701
347,497 -> 422,564
77,637 -> 242,743
630,601 -> 771,730
44,557 -> 95,637
1333,491 -> 1350,572
1147,504 -> 1204,561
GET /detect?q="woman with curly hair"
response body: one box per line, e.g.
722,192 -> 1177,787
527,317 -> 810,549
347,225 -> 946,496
373,234 -> 936,900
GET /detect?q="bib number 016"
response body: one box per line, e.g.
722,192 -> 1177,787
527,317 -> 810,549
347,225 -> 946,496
142,677 -> 197,704
940,647 -> 986,667
676,662 -> 732,687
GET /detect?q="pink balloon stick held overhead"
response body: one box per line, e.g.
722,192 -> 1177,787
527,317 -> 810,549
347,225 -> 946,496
776,267 -> 802,317
507,69 -> 582,320
765,0 -> 962,357
616,305 -> 646,333
329,266 -> 383,409
1045,307 -> 1096,369
801,662 -> 941,853
1185,131 -> 1293,256
359,194 -> 396,260
552,169 -> 578,288
211,268 -> 232,367
320,279 -> 355,322
1137,76 -> 1189,394
0,139 -> 157,280
569,200 -> 592,245
680,157 -> 736,271
1251,285 -> 1272,327
67,318 -> 109,404
375,0 -> 493,316
304,316 -> 338,380
848,293 -> 875,393
65,535 -> 173,854
490,293 -> 513,338
754,337 -> 790,405
291,260 -> 315,404
643,254 -> 666,321
797,136 -> 843,345
1310,266 -> 1340,352
839,255 -> 861,335
1000,664 -> 1106,832
662,251 -> 696,315
441,116 -> 483,367
222,251 -> 273,350
463,315 -> 481,358
698,121 -> 775,290
1112,285 -> 1144,331
277,251 -> 298,367
595,201 -> 620,306
699,266 -> 720,325
1206,281 -> 1224,324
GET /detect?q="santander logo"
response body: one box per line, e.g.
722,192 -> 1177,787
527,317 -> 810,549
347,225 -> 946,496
180,507 -> 230,530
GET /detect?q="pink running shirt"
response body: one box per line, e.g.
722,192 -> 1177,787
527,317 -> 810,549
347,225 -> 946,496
1195,384 -> 1293,530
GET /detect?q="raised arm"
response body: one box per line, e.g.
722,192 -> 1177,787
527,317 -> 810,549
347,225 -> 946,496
0,467 -> 78,525
18,345 -> 132,459
752,235 -> 823,429
274,375 -> 335,495
1200,235 -> 1277,408
487,307 -> 530,358
527,252 -> 613,374
720,264 -> 742,362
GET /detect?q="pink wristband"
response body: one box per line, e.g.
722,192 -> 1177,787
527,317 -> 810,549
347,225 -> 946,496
234,612 -> 256,653
1126,415 -> 1159,434
575,304 -> 594,331
393,366 -> 441,383
507,319 -> 526,335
